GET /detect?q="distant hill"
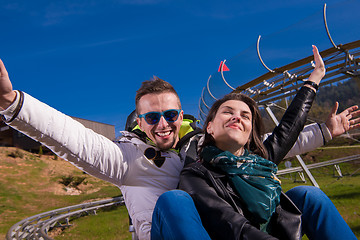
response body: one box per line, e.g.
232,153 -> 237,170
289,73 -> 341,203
315,79 -> 360,113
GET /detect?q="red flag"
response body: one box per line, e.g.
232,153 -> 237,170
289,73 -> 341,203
218,61 -> 230,72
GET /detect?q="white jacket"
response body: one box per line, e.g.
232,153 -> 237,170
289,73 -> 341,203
1,91 -> 331,239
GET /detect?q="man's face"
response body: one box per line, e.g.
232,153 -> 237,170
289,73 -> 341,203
137,92 -> 183,150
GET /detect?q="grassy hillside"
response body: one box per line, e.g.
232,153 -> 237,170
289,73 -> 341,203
0,147 -> 131,239
1,139 -> 359,239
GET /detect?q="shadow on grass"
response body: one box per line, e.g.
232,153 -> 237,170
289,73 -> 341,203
350,225 -> 360,237
100,204 -> 125,212
327,191 -> 360,200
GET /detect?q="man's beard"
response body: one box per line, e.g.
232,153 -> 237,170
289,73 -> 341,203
156,136 -> 177,150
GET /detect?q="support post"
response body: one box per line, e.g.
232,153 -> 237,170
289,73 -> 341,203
334,164 -> 343,178
265,105 -> 320,188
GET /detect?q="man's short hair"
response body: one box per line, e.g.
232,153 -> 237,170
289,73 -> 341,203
135,76 -> 181,114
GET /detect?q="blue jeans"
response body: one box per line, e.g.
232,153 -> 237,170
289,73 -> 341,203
151,190 -> 211,240
286,186 -> 356,240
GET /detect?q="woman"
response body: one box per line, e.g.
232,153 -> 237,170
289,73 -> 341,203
179,93 -> 306,239
176,46 -> 356,240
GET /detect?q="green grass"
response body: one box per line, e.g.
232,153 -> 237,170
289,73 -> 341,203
279,162 -> 360,238
53,205 -> 132,240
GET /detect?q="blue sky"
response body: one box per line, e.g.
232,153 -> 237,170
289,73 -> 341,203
1,0 -> 358,136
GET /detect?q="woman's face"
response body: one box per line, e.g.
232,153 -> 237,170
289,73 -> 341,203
207,100 -> 253,156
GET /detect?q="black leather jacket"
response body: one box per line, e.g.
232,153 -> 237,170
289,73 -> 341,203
179,86 -> 316,240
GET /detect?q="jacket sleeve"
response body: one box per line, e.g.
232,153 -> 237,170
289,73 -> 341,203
283,122 -> 332,158
1,92 -> 129,186
179,165 -> 278,240
263,86 -> 316,164
263,122 -> 333,159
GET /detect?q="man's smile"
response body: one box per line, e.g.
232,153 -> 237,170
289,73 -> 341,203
155,131 -> 172,137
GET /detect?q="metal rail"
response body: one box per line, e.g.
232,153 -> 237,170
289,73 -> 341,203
6,196 -> 125,240
277,154 -> 360,175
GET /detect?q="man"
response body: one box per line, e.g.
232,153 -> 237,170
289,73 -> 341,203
0,59 -> 359,239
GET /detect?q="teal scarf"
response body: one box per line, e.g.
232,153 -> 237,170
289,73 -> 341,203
201,145 -> 282,225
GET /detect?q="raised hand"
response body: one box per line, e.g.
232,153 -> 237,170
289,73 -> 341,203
0,59 -> 17,110
307,45 -> 326,86
325,102 -> 360,137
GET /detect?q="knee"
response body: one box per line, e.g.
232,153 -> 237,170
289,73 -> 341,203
286,186 -> 331,210
156,190 -> 192,209
286,185 -> 325,199
155,190 -> 196,220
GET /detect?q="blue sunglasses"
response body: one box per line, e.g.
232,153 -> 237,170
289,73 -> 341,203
138,109 -> 181,125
